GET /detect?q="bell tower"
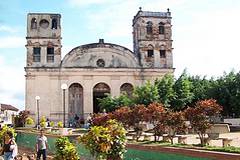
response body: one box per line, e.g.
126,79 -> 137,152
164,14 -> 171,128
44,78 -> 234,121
133,8 -> 173,68
26,13 -> 62,67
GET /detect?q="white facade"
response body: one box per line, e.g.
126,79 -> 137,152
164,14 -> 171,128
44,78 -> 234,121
25,9 -> 174,123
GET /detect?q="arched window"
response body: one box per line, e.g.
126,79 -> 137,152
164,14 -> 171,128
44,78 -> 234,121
147,44 -> 154,58
159,22 -> 165,34
146,21 -> 153,34
52,18 -> 57,29
47,47 -> 54,63
31,18 -> 37,29
120,83 -> 133,97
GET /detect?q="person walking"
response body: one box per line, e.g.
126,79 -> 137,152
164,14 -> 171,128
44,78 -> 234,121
35,129 -> 48,160
2,131 -> 18,160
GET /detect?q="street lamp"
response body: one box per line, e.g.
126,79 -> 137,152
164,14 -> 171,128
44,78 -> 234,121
61,83 -> 67,127
35,96 -> 40,129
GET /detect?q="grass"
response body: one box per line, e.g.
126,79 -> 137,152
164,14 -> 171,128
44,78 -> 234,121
204,146 -> 240,154
128,140 -> 240,154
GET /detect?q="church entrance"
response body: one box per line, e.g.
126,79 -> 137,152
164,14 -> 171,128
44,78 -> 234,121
68,83 -> 84,122
93,83 -> 110,113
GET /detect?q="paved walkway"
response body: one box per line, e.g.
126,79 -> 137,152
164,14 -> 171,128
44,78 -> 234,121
15,146 -> 53,160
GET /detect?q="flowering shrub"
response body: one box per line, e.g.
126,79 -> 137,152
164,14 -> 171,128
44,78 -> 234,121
25,117 -> 34,125
79,119 -> 126,160
0,125 -> 16,144
112,106 -> 131,128
54,137 -> 79,160
91,113 -> 113,126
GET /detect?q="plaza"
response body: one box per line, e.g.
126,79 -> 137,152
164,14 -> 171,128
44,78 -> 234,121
1,1 -> 240,160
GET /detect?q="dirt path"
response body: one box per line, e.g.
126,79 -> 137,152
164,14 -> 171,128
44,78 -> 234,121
17,147 -> 53,160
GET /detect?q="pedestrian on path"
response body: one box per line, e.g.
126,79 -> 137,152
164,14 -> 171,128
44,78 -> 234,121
2,131 -> 18,160
35,129 -> 48,160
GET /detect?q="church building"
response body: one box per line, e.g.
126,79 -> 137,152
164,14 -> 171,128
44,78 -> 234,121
25,8 -> 174,123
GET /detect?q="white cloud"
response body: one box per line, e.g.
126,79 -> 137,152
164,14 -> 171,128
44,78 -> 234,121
0,55 -> 4,64
0,56 -> 25,110
65,0 -> 240,77
68,0 -> 112,7
84,0 -> 190,50
62,45 -> 75,57
173,7 -> 240,77
0,36 -> 25,48
0,25 -> 19,33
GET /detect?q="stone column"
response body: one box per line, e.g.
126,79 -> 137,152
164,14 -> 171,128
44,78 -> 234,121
111,77 -> 120,97
83,80 -> 93,118
154,49 -> 161,68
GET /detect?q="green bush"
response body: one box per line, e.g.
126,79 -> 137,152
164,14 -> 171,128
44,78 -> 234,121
50,121 -> 55,127
57,121 -> 63,128
25,117 -> 34,125
98,94 -> 134,112
40,116 -> 47,128
79,119 -> 126,160
54,137 -> 79,160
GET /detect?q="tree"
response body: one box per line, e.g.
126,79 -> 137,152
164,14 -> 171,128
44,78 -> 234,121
186,71 -> 240,117
133,81 -> 159,105
185,99 -> 222,146
188,75 -> 212,105
211,71 -> 240,117
145,103 -> 166,142
18,110 -> 30,127
128,105 -> 147,141
165,111 -> 186,144
171,70 -> 193,110
155,74 -> 176,107
98,94 -> 134,112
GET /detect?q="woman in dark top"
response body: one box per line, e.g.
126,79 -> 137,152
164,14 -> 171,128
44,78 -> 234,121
2,131 -> 17,160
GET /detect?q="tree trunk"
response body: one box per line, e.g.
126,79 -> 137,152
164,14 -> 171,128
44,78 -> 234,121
154,129 -> 157,142
198,133 -> 206,146
170,136 -> 174,145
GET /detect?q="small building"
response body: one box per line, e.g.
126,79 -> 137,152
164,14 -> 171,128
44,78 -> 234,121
0,103 -> 19,125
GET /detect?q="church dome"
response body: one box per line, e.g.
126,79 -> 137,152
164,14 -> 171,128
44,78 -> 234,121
61,40 -> 140,68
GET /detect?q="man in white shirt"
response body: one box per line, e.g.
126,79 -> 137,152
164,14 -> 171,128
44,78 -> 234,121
35,129 -> 48,160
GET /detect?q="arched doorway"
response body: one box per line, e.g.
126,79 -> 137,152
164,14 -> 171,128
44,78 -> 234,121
93,83 -> 110,113
68,83 -> 84,119
120,83 -> 134,97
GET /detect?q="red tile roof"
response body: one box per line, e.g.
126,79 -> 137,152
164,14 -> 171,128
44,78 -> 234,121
0,104 -> 19,112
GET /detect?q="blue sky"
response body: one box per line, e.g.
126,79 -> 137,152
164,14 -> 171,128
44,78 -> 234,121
0,0 -> 240,110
